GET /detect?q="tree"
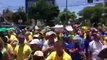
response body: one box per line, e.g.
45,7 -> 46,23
12,13 -> 21,24
3,8 -> 13,22
79,4 -> 104,27
12,7 -> 28,24
28,0 -> 59,26
57,9 -> 77,24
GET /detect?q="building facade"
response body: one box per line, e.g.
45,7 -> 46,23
104,0 -> 107,6
25,0 -> 55,12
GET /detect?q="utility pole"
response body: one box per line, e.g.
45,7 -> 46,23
66,0 -> 68,24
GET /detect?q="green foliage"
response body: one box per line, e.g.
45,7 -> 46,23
3,8 -> 13,21
79,4 -> 104,27
12,7 -> 27,24
28,0 -> 59,21
58,9 -> 77,24
12,13 -> 21,24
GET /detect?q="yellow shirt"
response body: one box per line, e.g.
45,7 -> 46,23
14,44 -> 31,60
28,35 -> 33,42
104,41 -> 107,45
59,33 -> 64,38
5,44 -> 13,54
10,35 -> 18,42
84,33 -> 86,40
46,51 -> 72,60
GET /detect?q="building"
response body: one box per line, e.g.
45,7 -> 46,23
25,0 -> 55,12
104,0 -> 107,6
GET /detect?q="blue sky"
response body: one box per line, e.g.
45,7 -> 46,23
0,0 -> 103,14
0,0 -> 25,13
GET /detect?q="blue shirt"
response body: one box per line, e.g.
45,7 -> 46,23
84,39 -> 92,50
74,35 -> 84,46
70,44 -> 83,60
64,43 -> 73,49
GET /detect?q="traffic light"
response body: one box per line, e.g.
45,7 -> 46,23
87,0 -> 93,3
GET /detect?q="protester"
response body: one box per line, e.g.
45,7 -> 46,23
89,33 -> 103,60
84,33 -> 92,60
29,34 -> 44,60
69,38 -> 85,60
42,31 -> 56,57
0,38 -> 11,60
1,25 -> 107,60
74,30 -> 85,47
33,51 -> 44,60
7,31 -> 18,48
46,40 -> 72,60
1,36 -> 14,59
14,34 -> 31,60
25,32 -> 33,43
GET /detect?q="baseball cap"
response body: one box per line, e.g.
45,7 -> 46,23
30,39 -> 40,45
34,50 -> 44,57
33,34 -> 40,38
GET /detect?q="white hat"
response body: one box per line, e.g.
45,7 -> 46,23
35,26 -> 39,30
46,31 -> 56,36
34,50 -> 44,57
65,25 -> 73,31
30,39 -> 40,45
33,34 -> 39,37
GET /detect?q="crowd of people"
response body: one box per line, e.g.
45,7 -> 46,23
0,25 -> 107,60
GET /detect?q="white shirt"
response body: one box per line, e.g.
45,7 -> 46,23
89,40 -> 103,60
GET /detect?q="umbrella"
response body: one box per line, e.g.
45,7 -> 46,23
98,45 -> 107,59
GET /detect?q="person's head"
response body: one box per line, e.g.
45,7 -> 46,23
12,29 -> 16,33
25,32 -> 30,36
72,39 -> 79,45
33,34 -> 40,39
54,40 -> 64,56
93,33 -> 100,41
1,36 -> 8,44
45,31 -> 56,43
8,31 -> 12,36
30,39 -> 40,50
33,51 -> 44,60
91,28 -> 99,34
17,34 -> 25,44
86,33 -> 91,40
77,31 -> 83,37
